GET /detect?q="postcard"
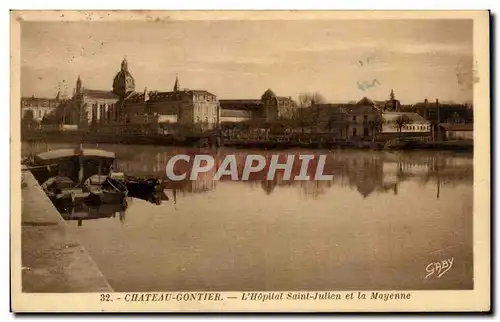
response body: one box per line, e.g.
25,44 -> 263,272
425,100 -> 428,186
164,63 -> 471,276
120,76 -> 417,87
10,10 -> 490,312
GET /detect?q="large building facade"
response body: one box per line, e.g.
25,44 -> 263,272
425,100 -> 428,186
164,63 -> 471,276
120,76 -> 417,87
65,59 -> 220,131
218,88 -> 297,124
21,95 -> 62,122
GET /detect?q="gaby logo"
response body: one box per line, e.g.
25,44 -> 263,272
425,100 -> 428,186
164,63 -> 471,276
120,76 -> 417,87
165,154 -> 334,181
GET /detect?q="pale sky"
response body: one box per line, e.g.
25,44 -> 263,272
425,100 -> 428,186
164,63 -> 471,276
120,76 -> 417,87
21,19 -> 473,104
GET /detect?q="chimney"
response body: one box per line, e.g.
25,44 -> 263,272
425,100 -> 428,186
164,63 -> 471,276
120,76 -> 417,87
436,98 -> 439,105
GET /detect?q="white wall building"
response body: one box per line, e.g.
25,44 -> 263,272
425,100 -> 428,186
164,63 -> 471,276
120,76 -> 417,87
381,112 -> 431,133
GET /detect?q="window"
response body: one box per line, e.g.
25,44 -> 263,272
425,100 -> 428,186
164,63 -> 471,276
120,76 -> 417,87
352,128 -> 357,137
363,115 -> 368,122
363,127 -> 369,136
353,116 -> 357,122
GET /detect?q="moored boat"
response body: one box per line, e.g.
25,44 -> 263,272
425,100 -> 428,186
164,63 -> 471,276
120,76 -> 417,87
28,146 -> 127,207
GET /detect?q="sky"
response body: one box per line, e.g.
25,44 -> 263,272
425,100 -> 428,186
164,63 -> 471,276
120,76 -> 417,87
20,19 -> 473,104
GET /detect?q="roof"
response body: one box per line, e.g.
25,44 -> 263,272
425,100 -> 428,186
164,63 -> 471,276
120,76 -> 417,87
221,109 -> 252,118
357,97 -> 376,106
126,91 -> 147,102
439,123 -> 474,131
414,101 -> 470,109
382,112 -> 430,124
219,99 -> 262,110
314,103 -> 344,109
188,90 -> 216,97
82,89 -> 119,100
21,96 -> 60,102
146,89 -> 216,100
262,88 -> 277,98
35,148 -> 115,161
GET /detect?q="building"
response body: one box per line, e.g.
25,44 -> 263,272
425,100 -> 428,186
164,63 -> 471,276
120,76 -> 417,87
381,112 -> 431,134
219,99 -> 261,123
413,98 -> 473,124
436,123 -> 474,141
142,77 -> 219,131
260,89 -> 297,121
308,103 -> 345,135
218,89 -> 297,124
343,97 -> 382,139
66,60 -> 219,132
21,95 -> 62,122
70,75 -> 120,126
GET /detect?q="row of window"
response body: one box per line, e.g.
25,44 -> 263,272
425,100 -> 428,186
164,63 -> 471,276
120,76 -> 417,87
195,104 -> 218,116
91,103 -> 114,109
22,100 -> 58,108
193,94 -> 217,102
403,125 -> 430,131
195,116 -> 217,124
351,125 -> 430,136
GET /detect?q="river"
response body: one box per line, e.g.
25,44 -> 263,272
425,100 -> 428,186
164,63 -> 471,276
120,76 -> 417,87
22,142 -> 473,291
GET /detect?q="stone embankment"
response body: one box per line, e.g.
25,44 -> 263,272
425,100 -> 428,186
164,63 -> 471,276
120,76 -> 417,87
21,167 -> 113,292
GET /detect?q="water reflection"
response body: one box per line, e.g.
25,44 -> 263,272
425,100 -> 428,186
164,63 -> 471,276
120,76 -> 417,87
23,142 -> 473,201
56,201 -> 128,226
117,150 -> 472,201
22,143 -> 473,291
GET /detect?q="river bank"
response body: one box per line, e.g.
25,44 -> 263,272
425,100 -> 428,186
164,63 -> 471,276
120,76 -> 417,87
22,131 -> 473,152
20,166 -> 113,293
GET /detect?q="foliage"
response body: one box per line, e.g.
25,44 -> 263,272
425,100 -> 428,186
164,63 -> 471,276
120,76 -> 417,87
298,92 -> 326,108
395,114 -> 412,133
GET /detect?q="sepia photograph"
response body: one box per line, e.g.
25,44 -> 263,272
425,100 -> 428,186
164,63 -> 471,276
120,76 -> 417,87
10,10 -> 490,312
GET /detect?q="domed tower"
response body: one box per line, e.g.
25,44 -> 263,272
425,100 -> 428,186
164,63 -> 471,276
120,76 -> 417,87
261,88 -> 279,121
112,58 -> 135,99
261,88 -> 277,101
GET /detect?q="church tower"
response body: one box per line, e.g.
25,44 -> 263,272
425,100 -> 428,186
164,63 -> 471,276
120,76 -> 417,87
173,76 -> 180,92
76,75 -> 82,94
112,58 -> 135,99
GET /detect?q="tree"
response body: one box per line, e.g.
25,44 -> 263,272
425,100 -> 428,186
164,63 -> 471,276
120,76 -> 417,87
395,114 -> 411,136
368,116 -> 383,142
298,92 -> 326,108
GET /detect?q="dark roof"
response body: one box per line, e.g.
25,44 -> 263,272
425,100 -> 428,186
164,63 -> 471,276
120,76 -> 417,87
414,101 -> 469,109
126,91 -> 147,102
188,90 -> 216,96
356,97 -> 376,106
146,89 -> 216,100
221,109 -> 252,118
314,103 -> 344,108
262,88 -> 277,98
220,99 -> 262,110
82,89 -> 119,100
439,123 -> 473,131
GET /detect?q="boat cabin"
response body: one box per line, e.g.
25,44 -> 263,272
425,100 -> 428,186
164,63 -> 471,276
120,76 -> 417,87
31,148 -> 116,185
